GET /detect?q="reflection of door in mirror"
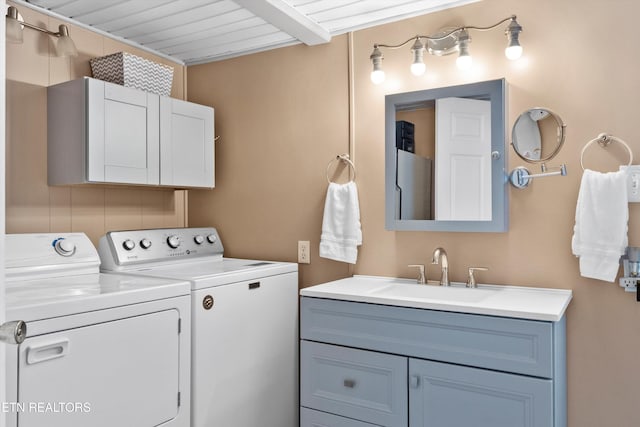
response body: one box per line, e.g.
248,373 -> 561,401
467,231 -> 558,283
435,97 -> 492,221
395,108 -> 435,220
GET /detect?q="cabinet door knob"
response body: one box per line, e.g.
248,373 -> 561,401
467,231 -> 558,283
343,379 -> 356,388
410,375 -> 420,389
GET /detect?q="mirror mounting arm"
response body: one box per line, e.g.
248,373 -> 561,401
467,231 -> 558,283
509,164 -> 567,189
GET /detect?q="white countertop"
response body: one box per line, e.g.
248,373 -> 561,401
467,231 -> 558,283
300,275 -> 572,321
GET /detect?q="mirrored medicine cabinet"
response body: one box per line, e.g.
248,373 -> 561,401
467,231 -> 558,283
385,79 -> 508,232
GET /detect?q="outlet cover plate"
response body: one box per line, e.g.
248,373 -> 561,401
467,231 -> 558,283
298,240 -> 310,264
620,165 -> 640,202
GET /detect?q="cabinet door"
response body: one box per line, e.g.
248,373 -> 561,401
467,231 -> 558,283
87,79 -> 160,184
160,97 -> 214,188
409,358 -> 553,427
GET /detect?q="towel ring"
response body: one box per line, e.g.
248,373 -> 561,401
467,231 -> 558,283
326,154 -> 356,184
580,133 -> 633,171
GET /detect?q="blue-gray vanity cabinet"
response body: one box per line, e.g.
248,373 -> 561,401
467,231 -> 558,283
300,296 -> 566,427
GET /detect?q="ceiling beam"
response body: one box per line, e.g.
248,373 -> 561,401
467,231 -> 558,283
234,0 -> 331,46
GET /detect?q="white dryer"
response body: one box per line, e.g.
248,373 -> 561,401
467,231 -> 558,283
98,227 -> 299,427
4,233 -> 191,427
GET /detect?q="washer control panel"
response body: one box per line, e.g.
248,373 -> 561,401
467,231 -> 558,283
99,227 -> 224,269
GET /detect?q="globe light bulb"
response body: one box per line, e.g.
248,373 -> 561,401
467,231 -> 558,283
370,69 -> 386,84
505,44 -> 522,60
411,62 -> 426,76
456,30 -> 472,70
505,17 -> 523,60
456,51 -> 472,70
369,45 -> 385,84
410,38 -> 426,76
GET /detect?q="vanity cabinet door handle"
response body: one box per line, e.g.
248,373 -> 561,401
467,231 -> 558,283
410,375 -> 420,389
343,379 -> 356,388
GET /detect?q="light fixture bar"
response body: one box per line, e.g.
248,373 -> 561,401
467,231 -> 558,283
6,5 -> 78,57
7,0 -> 184,65
369,15 -> 523,84
19,19 -> 64,37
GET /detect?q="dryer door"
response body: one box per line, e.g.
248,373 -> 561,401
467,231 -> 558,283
17,309 -> 180,427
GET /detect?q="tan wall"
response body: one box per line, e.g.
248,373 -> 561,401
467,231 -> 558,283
187,0 -> 640,425
187,37 -> 353,286
6,1 -> 188,244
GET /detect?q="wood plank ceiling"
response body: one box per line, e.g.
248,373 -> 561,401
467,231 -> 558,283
24,0 -> 478,65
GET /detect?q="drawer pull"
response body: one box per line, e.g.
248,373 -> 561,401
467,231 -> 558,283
343,379 -> 356,388
248,282 -> 260,290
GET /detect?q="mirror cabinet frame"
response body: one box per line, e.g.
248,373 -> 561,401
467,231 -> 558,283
385,78 -> 508,232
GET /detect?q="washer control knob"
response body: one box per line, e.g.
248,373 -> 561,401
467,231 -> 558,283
194,235 -> 205,245
167,235 -> 181,249
54,239 -> 76,257
207,234 -> 218,244
139,238 -> 152,249
122,239 -> 136,251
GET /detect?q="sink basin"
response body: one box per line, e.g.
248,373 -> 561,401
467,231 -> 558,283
371,283 -> 494,303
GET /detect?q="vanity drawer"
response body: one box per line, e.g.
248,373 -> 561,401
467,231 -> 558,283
301,341 -> 407,427
301,297 -> 554,378
301,408 -> 379,427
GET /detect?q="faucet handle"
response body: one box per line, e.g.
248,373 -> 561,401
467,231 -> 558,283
408,264 -> 426,284
466,267 -> 488,288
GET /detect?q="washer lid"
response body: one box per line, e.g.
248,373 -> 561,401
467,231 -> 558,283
117,257 -> 298,289
6,273 -> 190,322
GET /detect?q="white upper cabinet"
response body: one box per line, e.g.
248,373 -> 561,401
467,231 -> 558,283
160,97 -> 214,188
48,77 -> 215,189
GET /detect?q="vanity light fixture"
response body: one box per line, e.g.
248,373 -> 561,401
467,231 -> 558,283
6,5 -> 78,57
369,15 -> 522,84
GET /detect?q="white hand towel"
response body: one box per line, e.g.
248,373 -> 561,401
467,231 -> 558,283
572,169 -> 628,282
319,181 -> 362,264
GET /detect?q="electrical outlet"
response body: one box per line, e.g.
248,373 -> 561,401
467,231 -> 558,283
298,241 -> 310,264
619,277 -> 638,293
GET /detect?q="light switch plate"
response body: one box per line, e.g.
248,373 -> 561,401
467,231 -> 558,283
620,165 -> 640,203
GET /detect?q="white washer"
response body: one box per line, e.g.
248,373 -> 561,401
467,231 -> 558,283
4,233 -> 191,427
98,227 -> 299,427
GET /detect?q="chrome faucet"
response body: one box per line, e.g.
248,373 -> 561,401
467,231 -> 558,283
431,247 -> 450,286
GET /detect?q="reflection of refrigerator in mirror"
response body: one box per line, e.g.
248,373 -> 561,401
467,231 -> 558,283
396,149 -> 433,220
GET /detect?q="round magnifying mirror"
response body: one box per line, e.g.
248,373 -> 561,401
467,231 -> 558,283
512,108 -> 566,163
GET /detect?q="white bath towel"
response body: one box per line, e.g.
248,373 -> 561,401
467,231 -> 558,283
572,169 -> 628,282
319,181 -> 362,264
